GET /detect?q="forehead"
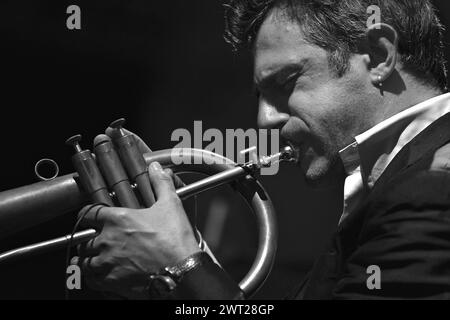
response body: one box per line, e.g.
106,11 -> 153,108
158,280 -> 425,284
253,9 -> 319,81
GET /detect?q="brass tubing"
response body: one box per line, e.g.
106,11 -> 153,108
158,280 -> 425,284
0,173 -> 85,238
71,150 -> 114,207
0,148 -> 278,298
0,229 -> 97,264
176,166 -> 247,200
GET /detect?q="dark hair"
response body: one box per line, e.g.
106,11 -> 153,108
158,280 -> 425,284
224,0 -> 448,91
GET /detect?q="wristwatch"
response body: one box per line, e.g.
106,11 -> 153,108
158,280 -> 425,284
147,251 -> 212,299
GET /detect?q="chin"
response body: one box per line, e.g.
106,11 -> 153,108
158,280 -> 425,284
301,155 -> 345,189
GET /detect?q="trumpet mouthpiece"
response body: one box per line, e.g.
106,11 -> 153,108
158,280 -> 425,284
280,145 -> 300,163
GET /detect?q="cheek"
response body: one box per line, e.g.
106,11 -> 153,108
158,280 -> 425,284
288,89 -> 346,145
289,74 -> 352,120
288,76 -> 370,151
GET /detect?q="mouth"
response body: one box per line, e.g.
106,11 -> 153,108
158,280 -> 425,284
280,122 -> 318,168
281,139 -> 303,164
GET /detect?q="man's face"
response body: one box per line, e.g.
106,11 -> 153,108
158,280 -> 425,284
254,9 -> 380,186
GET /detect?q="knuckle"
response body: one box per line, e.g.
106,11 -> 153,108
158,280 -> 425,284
97,239 -> 108,251
70,256 -> 79,265
106,256 -> 119,268
158,170 -> 172,181
91,256 -> 105,268
93,236 -> 108,250
111,209 -> 127,222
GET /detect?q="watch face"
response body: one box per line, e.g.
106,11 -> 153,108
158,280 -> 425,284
148,275 -> 177,299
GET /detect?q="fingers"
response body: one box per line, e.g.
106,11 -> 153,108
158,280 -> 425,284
77,204 -> 109,229
70,255 -> 112,275
148,162 -> 177,201
105,127 -> 152,154
77,236 -> 101,257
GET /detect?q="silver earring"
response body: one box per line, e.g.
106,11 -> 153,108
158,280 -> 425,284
378,75 -> 383,87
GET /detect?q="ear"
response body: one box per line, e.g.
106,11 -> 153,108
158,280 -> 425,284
365,23 -> 399,86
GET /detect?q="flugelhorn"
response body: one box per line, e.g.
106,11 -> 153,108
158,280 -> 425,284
0,119 -> 298,297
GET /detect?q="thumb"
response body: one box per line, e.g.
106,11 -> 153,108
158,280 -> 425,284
148,162 -> 177,200
164,168 -> 185,189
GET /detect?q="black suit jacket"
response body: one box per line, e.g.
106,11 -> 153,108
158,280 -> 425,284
290,112 -> 450,299
174,113 -> 450,300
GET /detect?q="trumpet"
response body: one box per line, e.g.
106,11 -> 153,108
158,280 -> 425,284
0,119 -> 299,297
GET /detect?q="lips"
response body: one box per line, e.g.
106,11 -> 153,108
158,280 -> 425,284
280,138 -> 303,165
279,118 -> 313,165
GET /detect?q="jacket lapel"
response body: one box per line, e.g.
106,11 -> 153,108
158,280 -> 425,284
370,112 -> 450,193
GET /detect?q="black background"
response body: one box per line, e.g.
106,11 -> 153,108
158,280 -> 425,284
0,1 -> 449,299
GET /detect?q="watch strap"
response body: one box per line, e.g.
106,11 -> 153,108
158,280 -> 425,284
147,251 -> 212,299
165,251 -> 211,280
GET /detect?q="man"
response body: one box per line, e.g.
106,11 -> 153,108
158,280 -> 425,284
73,0 -> 450,299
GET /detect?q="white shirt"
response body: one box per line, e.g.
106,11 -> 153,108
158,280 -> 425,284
338,93 -> 450,224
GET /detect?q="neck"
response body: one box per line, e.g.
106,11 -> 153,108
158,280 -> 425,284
375,72 -> 443,123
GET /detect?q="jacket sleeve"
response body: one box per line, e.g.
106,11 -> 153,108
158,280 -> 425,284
333,170 -> 450,299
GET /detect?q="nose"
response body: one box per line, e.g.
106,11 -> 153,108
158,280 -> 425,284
257,97 -> 290,130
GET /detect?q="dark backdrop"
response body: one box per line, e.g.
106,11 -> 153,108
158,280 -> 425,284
0,1 -> 448,299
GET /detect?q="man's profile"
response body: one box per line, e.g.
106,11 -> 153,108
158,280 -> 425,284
2,0 -> 448,300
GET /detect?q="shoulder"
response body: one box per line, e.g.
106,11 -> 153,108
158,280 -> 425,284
370,141 -> 450,211
331,141 -> 450,299
356,142 -> 450,249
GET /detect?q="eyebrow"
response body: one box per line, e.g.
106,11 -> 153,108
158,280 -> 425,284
253,62 -> 305,96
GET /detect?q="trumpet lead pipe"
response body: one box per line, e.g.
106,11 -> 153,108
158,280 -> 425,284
0,229 -> 97,264
0,146 -> 294,263
176,166 -> 247,200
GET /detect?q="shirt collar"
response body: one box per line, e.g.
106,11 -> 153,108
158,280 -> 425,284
339,93 -> 450,189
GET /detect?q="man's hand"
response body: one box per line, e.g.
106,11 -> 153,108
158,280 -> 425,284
70,130 -> 200,299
